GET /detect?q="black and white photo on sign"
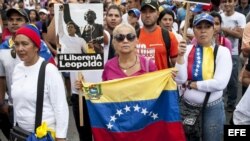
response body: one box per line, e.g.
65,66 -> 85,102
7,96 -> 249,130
54,3 -> 104,71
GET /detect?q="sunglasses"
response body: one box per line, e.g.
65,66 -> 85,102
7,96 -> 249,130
113,33 -> 136,42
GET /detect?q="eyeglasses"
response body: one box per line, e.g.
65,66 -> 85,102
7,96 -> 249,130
113,33 -> 136,42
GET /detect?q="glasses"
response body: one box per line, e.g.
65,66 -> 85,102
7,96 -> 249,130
113,33 -> 136,42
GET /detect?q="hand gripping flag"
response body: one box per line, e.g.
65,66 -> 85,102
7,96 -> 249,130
83,69 -> 186,141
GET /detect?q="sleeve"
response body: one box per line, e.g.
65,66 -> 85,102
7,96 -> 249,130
238,14 -> 246,28
0,57 -> 5,76
169,32 -> 178,58
174,45 -> 192,84
224,37 -> 232,54
57,11 -> 65,38
42,21 -> 47,34
233,86 -> 250,125
196,46 -> 233,92
102,64 -> 108,81
149,59 -> 157,72
46,64 -> 69,138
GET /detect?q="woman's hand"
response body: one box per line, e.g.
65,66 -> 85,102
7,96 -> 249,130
171,69 -> 178,79
178,40 -> 187,56
176,40 -> 187,65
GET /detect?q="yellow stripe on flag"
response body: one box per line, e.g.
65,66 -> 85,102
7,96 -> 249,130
83,69 -> 177,103
202,46 -> 214,80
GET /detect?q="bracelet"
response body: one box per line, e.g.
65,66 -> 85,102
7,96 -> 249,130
187,81 -> 192,89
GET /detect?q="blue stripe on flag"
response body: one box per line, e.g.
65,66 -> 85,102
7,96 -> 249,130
86,90 -> 181,132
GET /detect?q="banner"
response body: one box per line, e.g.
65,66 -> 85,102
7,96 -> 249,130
54,3 -> 104,71
83,69 -> 186,141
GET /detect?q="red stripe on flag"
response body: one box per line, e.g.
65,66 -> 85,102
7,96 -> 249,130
91,121 -> 186,141
187,46 -> 195,80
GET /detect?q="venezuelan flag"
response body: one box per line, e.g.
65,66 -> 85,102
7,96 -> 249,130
83,69 -> 186,141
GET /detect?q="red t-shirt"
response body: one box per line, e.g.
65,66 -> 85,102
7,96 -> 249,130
137,26 -> 178,70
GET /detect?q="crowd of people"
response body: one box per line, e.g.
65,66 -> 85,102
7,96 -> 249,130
0,0 -> 250,141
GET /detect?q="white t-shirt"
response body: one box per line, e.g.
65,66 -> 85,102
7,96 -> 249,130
233,86 -> 250,125
58,11 -> 87,54
0,49 -> 20,103
11,57 -> 69,138
221,12 -> 246,55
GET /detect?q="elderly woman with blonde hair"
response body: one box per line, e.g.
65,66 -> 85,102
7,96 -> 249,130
102,23 -> 157,81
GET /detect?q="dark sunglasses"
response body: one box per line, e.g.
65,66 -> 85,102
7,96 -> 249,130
113,33 -> 136,42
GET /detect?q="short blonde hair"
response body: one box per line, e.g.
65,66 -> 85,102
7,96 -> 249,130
112,23 -> 136,36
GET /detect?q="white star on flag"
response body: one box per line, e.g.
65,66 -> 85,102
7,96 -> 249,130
196,64 -> 200,68
195,69 -> 199,72
133,104 -> 141,112
151,113 -> 158,120
197,60 -> 201,64
141,108 -> 148,115
194,73 -> 198,77
106,123 -> 113,129
124,105 -> 131,112
110,115 -> 117,122
116,109 -> 123,116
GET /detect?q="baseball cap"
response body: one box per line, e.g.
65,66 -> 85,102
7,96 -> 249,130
141,0 -> 159,11
6,8 -> 29,22
39,9 -> 48,15
128,8 -> 141,19
193,13 -> 214,26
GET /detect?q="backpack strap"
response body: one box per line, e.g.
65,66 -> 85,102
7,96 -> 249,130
35,61 -> 48,131
136,28 -> 140,38
161,28 -> 171,68
214,44 -> 219,72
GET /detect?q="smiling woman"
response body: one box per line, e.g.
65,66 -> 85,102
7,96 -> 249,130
102,23 -> 157,81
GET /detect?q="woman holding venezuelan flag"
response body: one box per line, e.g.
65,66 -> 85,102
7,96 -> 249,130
175,13 -> 232,141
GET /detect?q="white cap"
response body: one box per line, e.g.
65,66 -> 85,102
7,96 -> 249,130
39,9 -> 48,15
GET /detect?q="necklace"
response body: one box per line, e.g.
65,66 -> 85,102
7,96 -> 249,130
119,56 -> 137,73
